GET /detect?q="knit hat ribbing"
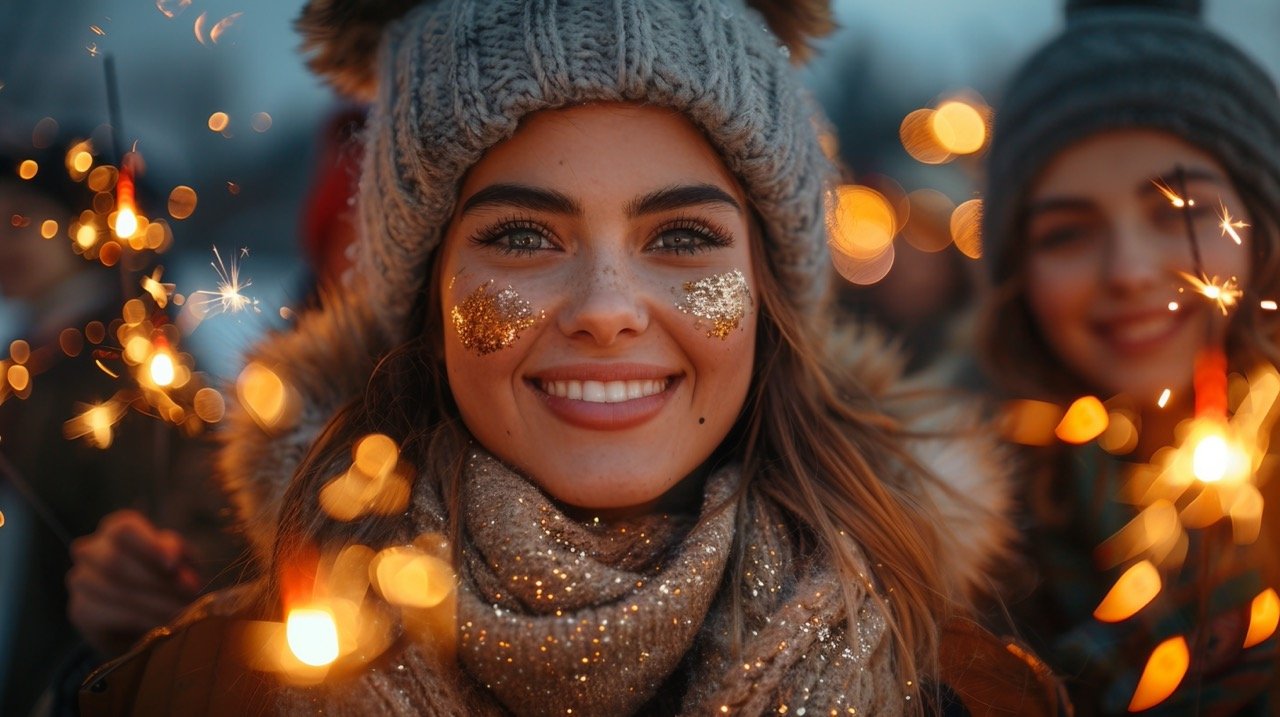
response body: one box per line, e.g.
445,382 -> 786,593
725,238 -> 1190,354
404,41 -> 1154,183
308,0 -> 836,340
983,0 -> 1280,286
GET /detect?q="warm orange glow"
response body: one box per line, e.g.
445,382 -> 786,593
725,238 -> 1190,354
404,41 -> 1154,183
63,400 -> 126,449
899,109 -> 951,165
1244,588 -> 1280,648
931,101 -> 986,155
285,608 -> 340,667
1094,560 -> 1161,623
71,151 -> 93,175
1180,272 -> 1242,316
40,220 -> 58,239
114,206 -> 138,239
829,185 -> 896,261
207,112 -> 230,132
75,223 -> 98,249
209,12 -> 243,44
1128,636 -> 1189,712
1219,201 -> 1248,245
830,244 -> 895,287
1099,410 -> 1139,455
1056,395 -> 1109,444
999,399 -> 1063,447
371,546 -> 456,609
1152,179 -> 1187,208
6,365 -> 29,393
237,362 -> 292,430
148,350 -> 176,387
950,199 -> 983,259
10,340 -> 30,365
18,160 -> 37,180
1263,300 -> 1279,311
168,185 -> 198,219
193,387 -> 225,423
1157,389 -> 1171,408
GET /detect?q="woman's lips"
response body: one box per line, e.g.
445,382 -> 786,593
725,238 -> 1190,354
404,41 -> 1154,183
527,365 -> 681,430
1094,308 -> 1190,356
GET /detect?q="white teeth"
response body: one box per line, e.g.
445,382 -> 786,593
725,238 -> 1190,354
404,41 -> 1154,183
540,378 -> 668,403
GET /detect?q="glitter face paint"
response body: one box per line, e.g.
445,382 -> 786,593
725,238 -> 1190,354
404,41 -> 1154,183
675,269 -> 752,340
450,281 -> 542,355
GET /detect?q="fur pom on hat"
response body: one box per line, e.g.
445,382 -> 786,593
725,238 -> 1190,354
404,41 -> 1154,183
298,0 -> 839,341
299,0 -> 835,98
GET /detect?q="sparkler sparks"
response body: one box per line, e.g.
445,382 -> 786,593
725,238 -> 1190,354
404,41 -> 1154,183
1219,201 -> 1249,245
191,246 -> 259,316
1152,179 -> 1192,208
1178,272 -> 1242,315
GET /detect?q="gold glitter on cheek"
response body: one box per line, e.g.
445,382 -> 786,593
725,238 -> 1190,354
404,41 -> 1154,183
675,269 -> 753,340
450,281 -> 543,355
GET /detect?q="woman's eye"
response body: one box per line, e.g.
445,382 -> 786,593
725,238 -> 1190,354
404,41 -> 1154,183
473,223 -> 556,255
1031,223 -> 1098,253
649,225 -> 730,255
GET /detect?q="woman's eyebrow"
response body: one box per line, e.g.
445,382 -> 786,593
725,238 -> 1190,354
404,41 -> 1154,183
461,183 -> 583,215
625,184 -> 743,217
1025,196 -> 1094,216
1141,167 -> 1226,198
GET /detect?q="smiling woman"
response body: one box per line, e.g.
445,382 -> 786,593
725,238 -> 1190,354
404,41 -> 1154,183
77,1 -> 1044,716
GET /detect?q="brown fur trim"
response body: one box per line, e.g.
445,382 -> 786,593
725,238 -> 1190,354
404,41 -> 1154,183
216,286 -> 393,565
746,0 -> 837,63
296,0 -> 422,101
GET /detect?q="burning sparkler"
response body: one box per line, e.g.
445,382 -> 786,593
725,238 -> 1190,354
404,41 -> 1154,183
1219,200 -> 1248,245
191,246 -> 260,316
1177,272 -> 1243,316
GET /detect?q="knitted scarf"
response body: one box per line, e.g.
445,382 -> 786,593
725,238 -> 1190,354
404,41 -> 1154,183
279,450 -> 903,716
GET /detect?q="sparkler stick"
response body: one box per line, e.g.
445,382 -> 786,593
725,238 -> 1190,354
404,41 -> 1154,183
103,55 -> 126,167
0,451 -> 73,548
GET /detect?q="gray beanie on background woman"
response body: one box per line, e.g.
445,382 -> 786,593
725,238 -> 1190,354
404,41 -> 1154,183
298,0 -> 838,342
983,0 -> 1280,286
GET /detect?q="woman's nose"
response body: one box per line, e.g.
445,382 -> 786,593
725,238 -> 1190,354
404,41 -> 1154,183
1102,222 -> 1169,295
556,255 -> 650,346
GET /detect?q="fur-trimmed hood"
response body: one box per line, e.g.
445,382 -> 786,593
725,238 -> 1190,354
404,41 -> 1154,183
218,289 -> 1013,604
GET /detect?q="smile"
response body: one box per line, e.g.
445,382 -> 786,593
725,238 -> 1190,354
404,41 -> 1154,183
1095,308 -> 1189,354
527,366 -> 681,431
538,378 -> 670,403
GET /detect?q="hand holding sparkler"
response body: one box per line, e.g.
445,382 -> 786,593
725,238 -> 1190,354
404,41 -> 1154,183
66,509 -> 203,656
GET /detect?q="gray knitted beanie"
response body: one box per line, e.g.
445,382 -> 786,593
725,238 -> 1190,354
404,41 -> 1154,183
983,0 -> 1280,286
298,0 -> 837,340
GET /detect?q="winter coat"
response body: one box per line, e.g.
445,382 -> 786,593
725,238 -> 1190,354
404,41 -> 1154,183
80,291 -> 1063,716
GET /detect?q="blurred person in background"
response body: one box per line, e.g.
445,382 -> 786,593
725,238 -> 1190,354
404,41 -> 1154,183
978,0 -> 1280,713
0,123 -> 238,716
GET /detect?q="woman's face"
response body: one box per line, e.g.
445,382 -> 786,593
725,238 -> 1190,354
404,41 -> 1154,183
1023,129 -> 1252,401
438,104 -> 757,515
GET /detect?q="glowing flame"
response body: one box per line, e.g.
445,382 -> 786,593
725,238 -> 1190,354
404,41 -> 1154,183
1179,272 -> 1242,316
115,206 -> 138,239
285,608 -> 340,667
1185,420 -> 1250,485
1094,560 -> 1161,623
1219,201 -> 1249,246
1244,588 -> 1280,649
1056,395 -> 1109,444
63,400 -> 126,449
148,350 -> 176,387
1152,179 -> 1189,208
1128,636 -> 1189,712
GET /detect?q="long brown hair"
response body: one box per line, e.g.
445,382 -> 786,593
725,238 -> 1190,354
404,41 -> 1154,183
270,218 -> 957,707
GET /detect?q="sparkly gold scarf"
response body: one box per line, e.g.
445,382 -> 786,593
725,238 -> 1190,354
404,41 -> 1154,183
284,451 -> 903,716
